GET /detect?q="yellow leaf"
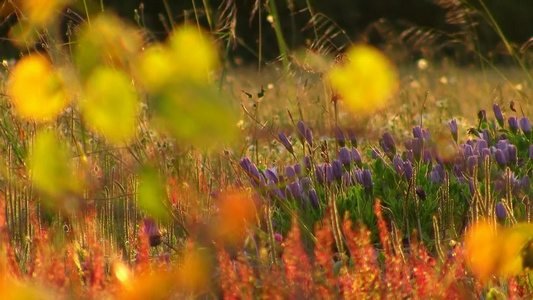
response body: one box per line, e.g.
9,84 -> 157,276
327,44 -> 399,115
7,54 -> 69,122
31,130 -> 82,199
22,0 -> 70,27
81,67 -> 139,144
137,166 -> 169,220
169,26 -> 219,83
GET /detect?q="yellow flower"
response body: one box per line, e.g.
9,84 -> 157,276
7,54 -> 69,122
327,44 -> 399,115
22,0 -> 70,27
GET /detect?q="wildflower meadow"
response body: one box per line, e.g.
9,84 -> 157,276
0,0 -> 532,299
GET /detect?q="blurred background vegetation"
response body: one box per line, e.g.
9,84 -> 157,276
1,0 -> 532,64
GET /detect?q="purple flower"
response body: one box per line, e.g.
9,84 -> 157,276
481,129 -> 490,143
297,120 -> 307,142
303,156 -> 312,172
308,189 -> 319,208
493,103 -> 504,127
239,157 -> 252,172
468,180 -> 475,197
520,117 -> 532,134
278,132 -> 294,154
336,126 -> 346,147
404,161 -> 413,181
449,119 -> 458,142
466,155 -> 478,175
508,145 -> 517,165
529,145 -> 533,160
300,177 -> 312,191
285,166 -> 296,182
325,163 -> 334,183
338,147 -> 352,166
508,116 -> 519,133
415,186 -> 426,200
264,168 -> 278,183
288,181 -> 302,199
495,202 -> 507,221
522,175 -> 530,194
305,128 -> 313,146
342,171 -> 352,186
294,163 -> 302,177
430,164 -> 444,184
393,155 -> 404,175
355,169 -> 363,185
412,138 -> 423,160
362,169 -> 373,189
315,164 -> 325,184
348,130 -> 357,148
423,149 -> 433,164
381,132 -> 396,155
351,148 -> 362,165
332,159 -> 343,180
477,139 -> 488,151
495,149 -> 507,167
413,126 -> 423,139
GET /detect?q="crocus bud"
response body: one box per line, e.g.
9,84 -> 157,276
520,117 -> 532,135
239,157 -> 252,172
493,103 -> 504,127
332,159 -> 343,180
351,148 -> 362,165
495,149 -> 507,167
413,126 -> 423,139
297,120 -> 307,142
478,110 -> 487,122
325,163 -> 334,183
342,171 -> 351,186
264,168 -> 278,183
348,130 -> 358,148
308,189 -> 319,208
338,147 -> 352,166
288,181 -> 302,199
508,116 -> 519,133
362,169 -> 373,189
381,132 -> 396,155
522,175 -> 530,194
508,145 -> 517,165
415,186 -> 426,201
285,166 -> 296,182
335,126 -> 346,147
393,155 -> 404,176
449,119 -> 458,142
303,156 -> 312,172
305,128 -> 313,146
315,164 -> 325,184
355,169 -> 363,185
404,161 -> 413,181
466,155 -> 478,175
278,133 -> 294,154
495,202 -> 507,221
477,139 -> 488,151
294,164 -> 302,177
529,145 -> 533,160
300,177 -> 312,192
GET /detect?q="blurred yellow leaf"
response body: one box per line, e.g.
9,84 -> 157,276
465,221 -> 533,282
81,67 -> 139,144
168,26 -> 219,83
136,45 -> 175,93
137,166 -> 169,220
327,44 -> 399,115
7,54 -> 69,122
214,192 -> 257,245
75,14 -> 142,79
30,130 -> 82,203
21,0 -> 70,27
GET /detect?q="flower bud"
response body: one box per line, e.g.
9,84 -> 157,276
278,132 -> 294,154
493,103 -> 504,127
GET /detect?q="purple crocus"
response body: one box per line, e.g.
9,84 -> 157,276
413,126 -> 423,139
351,148 -> 362,166
393,155 -> 404,175
381,132 -> 396,155
493,103 -> 504,127
508,116 -> 519,133
338,147 -> 352,166
332,159 -> 343,180
315,164 -> 325,184
449,119 -> 458,142
297,120 -> 307,142
278,132 -> 294,154
305,128 -> 313,146
520,117 -> 532,134
404,161 -> 413,181
495,202 -> 507,221
362,169 -> 373,189
308,189 -> 319,208
336,126 -> 346,147
285,166 -> 296,182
